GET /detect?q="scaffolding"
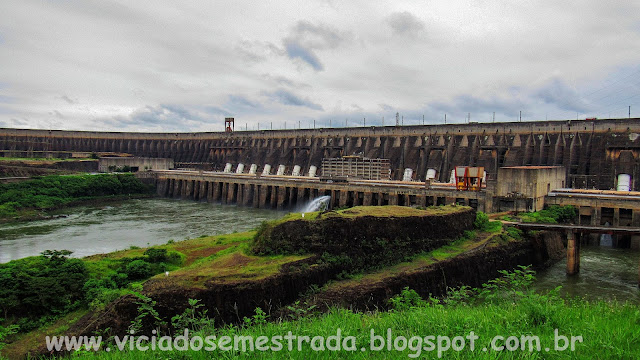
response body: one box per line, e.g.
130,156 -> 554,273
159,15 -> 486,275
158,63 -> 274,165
321,156 -> 390,180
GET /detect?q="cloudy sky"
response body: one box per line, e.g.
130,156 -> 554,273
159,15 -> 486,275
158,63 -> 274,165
0,0 -> 639,132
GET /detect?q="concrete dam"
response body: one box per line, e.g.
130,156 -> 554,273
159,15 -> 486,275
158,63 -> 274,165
2,118 -> 640,190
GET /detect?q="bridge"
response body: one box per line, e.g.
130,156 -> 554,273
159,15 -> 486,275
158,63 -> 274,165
146,169 -> 485,211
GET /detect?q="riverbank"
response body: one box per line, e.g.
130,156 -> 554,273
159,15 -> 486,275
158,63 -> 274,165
0,158 -> 98,178
0,173 -> 153,222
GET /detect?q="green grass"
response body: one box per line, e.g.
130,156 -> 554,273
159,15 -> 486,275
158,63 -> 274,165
278,205 -> 470,224
62,284 -> 640,359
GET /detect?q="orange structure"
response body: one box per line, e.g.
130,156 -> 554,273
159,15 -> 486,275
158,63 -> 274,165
455,166 -> 484,191
225,117 -> 234,133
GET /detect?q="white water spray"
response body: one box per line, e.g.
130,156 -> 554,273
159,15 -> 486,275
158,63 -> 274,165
303,196 -> 331,213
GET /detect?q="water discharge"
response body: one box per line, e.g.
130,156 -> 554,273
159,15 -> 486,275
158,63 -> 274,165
302,196 -> 331,213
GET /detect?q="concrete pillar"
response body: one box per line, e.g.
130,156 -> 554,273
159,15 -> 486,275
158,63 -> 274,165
227,183 -> 236,204
193,181 -> 200,200
258,185 -> 268,209
270,186 -> 278,209
156,179 -> 166,196
199,181 -> 207,201
213,182 -> 221,202
243,184 -> 253,206
221,182 -> 228,204
566,231 -> 579,276
388,193 -> 398,205
363,192 -> 372,206
183,180 -> 191,199
592,207 -> 601,226
353,192 -> 362,207
338,190 -> 349,208
631,236 -> 640,251
237,183 -> 244,205
207,181 -> 214,203
288,187 -> 296,208
404,194 -> 411,206
331,190 -> 340,209
165,179 -> 172,197
253,185 -> 261,208
613,208 -> 620,227
173,179 -> 181,198
277,186 -> 287,210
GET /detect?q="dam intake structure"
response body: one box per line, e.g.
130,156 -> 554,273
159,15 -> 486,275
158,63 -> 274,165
3,118 -> 640,190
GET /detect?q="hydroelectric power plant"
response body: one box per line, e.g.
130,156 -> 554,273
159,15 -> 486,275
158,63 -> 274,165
3,117 -> 640,279
3,118 -> 640,359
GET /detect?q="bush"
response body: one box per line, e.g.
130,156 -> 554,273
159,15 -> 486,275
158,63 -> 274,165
125,260 -> 152,280
473,212 -> 489,230
0,250 -> 88,319
388,287 -> 425,311
144,248 -> 168,263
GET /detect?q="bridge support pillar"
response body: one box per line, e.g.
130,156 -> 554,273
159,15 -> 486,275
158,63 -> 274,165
207,181 -> 214,202
363,192 -> 372,206
566,231 -> 580,276
276,186 -> 287,210
339,190 -> 349,208
221,183 -> 228,204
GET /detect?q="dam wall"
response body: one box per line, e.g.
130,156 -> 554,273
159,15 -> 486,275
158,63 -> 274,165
2,118 -> 640,189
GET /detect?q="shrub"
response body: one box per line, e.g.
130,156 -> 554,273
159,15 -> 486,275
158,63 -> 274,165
388,287 -> 425,311
125,260 -> 152,280
144,248 -> 168,263
473,211 -> 489,230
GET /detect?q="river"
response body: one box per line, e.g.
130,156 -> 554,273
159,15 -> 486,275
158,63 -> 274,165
1,200 -> 638,302
534,245 -> 640,302
0,198 -> 284,263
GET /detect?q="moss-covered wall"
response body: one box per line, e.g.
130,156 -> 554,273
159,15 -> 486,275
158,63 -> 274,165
252,206 -> 476,266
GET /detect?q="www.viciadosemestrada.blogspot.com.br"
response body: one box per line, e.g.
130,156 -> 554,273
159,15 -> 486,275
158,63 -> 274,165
46,328 -> 583,358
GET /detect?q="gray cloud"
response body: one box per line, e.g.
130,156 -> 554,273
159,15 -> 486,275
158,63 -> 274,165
284,41 -> 324,71
226,94 -> 262,111
261,74 -> 310,89
60,95 -> 76,104
0,1 -> 639,131
266,89 -> 323,111
534,78 -> 594,113
387,11 -> 425,35
282,20 -> 347,71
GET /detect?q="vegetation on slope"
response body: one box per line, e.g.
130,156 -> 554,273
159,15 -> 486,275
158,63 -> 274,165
500,205 -> 577,224
51,267 -> 640,359
251,205 -> 475,272
0,174 -> 152,220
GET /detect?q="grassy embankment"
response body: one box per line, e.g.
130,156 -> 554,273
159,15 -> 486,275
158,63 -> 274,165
0,173 -> 153,221
45,269 -> 640,359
